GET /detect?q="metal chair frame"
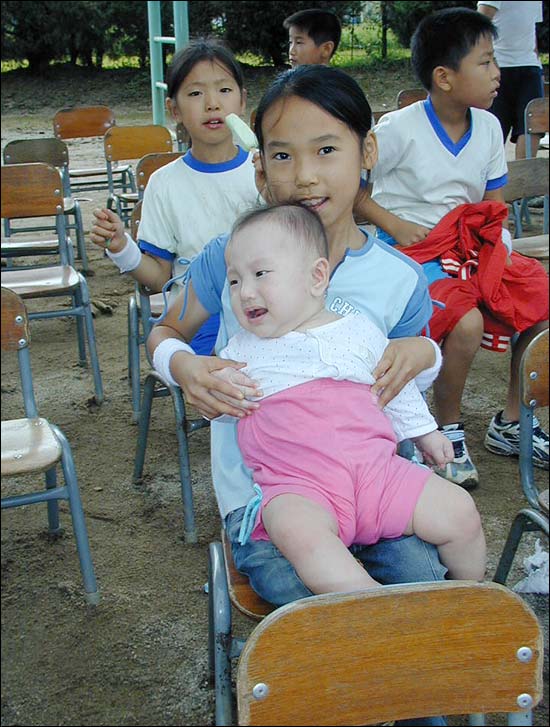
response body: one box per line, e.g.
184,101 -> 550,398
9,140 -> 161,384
514,97 -> 549,236
1,163 -> 104,404
3,137 -> 88,271
493,328 -> 549,585
1,287 -> 99,605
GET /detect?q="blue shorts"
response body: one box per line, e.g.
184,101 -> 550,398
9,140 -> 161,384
190,312 -> 219,356
490,66 -> 544,143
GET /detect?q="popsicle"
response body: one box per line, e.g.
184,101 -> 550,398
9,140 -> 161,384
225,113 -> 258,151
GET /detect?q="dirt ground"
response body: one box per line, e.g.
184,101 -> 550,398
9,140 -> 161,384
1,64 -> 549,726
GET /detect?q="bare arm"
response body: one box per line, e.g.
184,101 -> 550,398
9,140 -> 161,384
477,4 -> 497,20
146,282 -> 260,420
353,186 -> 431,247
90,207 -> 173,292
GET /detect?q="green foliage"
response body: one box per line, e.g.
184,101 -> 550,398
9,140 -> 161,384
383,0 -> 476,49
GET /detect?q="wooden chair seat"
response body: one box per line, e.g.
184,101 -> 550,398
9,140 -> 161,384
512,234 -> 549,259
69,162 -> 130,177
117,191 -> 140,204
539,489 -> 549,512
1,239 -> 60,255
1,418 -> 61,476
147,293 -> 165,317
1,265 -> 81,297
221,529 -> 275,619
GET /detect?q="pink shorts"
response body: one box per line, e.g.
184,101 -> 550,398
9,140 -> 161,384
237,379 -> 431,548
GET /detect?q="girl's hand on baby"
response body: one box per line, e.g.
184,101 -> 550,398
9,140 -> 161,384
170,352 -> 261,420
373,338 -> 434,407
90,208 -> 126,253
415,431 -> 454,468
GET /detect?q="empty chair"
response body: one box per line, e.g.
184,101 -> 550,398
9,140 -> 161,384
515,97 -> 550,235
1,162 -> 104,403
1,287 -> 99,605
493,328 -> 549,586
3,137 -> 88,271
396,87 -> 428,108
103,124 -> 173,225
504,157 -> 549,255
53,104 -> 131,195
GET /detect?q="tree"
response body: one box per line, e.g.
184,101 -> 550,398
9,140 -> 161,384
383,0 -> 476,49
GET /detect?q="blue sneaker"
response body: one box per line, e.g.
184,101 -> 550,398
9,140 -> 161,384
435,422 -> 479,490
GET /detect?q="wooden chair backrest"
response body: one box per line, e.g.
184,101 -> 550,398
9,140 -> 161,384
521,328 -> 549,409
1,287 -> 30,352
503,157 -> 549,202
135,151 -> 183,194
222,529 -> 275,620
396,87 -> 427,109
130,200 -> 142,241
525,96 -> 549,135
104,125 -> 173,163
53,105 -> 116,139
1,163 -> 65,219
175,122 -> 190,148
237,581 -> 543,726
3,138 -> 69,169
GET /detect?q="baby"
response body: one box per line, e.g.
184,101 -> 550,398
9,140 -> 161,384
219,203 -> 486,594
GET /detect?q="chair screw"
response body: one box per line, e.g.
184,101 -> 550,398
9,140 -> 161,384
516,646 -> 533,662
517,693 -> 533,709
529,371 -> 538,380
252,683 -> 269,700
15,315 -> 24,325
18,338 -> 26,348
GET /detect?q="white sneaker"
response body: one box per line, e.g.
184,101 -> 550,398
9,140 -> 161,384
540,133 -> 549,150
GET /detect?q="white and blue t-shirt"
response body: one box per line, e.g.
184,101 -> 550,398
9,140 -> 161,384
187,229 -> 433,518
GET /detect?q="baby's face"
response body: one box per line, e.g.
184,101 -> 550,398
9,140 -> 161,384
226,221 -> 323,338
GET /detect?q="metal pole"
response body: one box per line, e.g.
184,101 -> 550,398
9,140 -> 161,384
148,1 -> 165,125
173,1 -> 189,51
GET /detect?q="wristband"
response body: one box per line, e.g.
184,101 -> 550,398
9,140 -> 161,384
501,228 -> 512,255
152,337 -> 195,387
106,233 -> 142,273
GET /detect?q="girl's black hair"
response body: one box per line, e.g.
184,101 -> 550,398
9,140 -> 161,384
166,37 -> 244,100
411,8 -> 498,91
253,65 -> 372,151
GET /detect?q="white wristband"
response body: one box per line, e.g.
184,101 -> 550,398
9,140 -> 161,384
501,228 -> 513,255
106,233 -> 143,273
152,338 -> 195,387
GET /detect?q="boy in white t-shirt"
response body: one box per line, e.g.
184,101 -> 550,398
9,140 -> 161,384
478,1 -> 545,160
357,7 -> 549,489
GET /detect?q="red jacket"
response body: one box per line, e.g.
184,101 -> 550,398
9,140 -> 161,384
398,201 -> 549,333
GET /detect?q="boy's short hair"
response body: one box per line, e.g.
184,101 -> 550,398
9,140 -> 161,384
231,203 -> 329,260
411,7 -> 498,90
283,8 -> 342,56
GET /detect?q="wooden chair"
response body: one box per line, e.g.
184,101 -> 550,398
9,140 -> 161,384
396,87 -> 427,109
494,328 -> 549,586
104,124 -> 173,225
2,137 -> 88,272
0,163 -> 104,404
503,157 -> 549,259
1,287 -> 99,605
52,104 -> 131,195
515,97 -> 550,236
209,537 -> 543,726
135,150 -> 182,199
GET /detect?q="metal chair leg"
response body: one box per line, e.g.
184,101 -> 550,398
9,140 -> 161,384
169,385 -> 197,543
78,274 -> 104,404
128,295 -> 141,423
133,372 -> 156,483
209,542 -> 234,726
52,425 -> 99,605
45,467 -> 62,534
493,508 -> 549,585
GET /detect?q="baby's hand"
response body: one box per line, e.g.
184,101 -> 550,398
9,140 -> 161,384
414,430 -> 454,469
90,208 -> 127,253
394,220 -> 431,248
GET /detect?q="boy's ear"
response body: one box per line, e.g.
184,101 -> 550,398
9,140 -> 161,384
319,40 -> 335,63
362,130 -> 378,172
433,65 -> 452,92
310,257 -> 330,297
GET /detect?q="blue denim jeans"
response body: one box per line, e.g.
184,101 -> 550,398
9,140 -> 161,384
225,506 -> 448,727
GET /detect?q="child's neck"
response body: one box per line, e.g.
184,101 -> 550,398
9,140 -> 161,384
325,214 -> 365,272
429,93 -> 471,144
188,138 -> 240,165
295,306 -> 340,332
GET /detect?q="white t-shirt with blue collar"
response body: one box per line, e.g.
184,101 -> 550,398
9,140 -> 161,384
137,146 -> 258,301
187,229 -> 433,518
370,97 -> 508,232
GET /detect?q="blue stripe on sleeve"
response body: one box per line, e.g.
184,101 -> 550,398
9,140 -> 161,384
138,240 -> 175,261
388,266 -> 433,339
485,172 -> 508,191
188,233 -> 230,314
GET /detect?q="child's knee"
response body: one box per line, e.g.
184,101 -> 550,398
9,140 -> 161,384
452,308 -> 484,344
452,490 -> 483,540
